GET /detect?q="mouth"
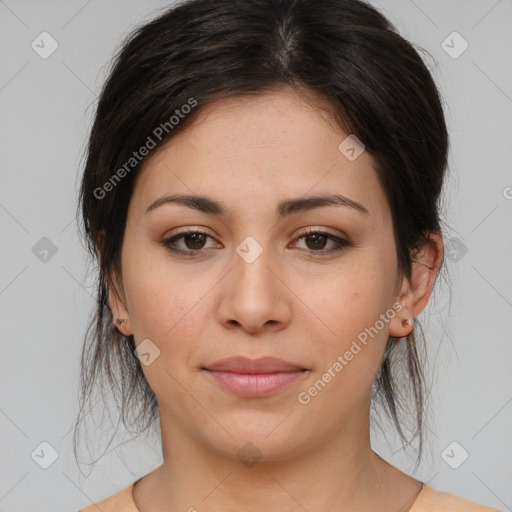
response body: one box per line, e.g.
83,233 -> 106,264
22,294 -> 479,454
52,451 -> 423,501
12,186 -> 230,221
202,356 -> 309,398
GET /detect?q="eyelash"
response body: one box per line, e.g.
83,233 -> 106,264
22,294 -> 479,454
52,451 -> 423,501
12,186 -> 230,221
160,227 -> 352,257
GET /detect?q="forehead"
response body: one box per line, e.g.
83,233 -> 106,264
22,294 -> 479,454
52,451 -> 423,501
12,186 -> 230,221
169,87 -> 342,153
130,87 -> 389,222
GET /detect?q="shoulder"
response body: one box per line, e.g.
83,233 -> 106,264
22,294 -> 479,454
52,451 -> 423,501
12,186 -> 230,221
77,481 -> 138,512
76,480 -> 503,512
411,484 -> 503,512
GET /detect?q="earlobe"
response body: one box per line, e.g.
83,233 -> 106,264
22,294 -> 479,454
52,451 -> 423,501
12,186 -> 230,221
389,301 -> 415,338
107,281 -> 134,336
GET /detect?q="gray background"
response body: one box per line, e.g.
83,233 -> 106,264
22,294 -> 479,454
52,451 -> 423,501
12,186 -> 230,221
0,1 -> 511,511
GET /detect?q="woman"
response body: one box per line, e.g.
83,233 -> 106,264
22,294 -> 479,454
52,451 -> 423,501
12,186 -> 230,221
75,0 -> 501,510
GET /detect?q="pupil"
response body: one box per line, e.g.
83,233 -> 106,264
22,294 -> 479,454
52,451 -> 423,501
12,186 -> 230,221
307,234 -> 326,250
186,233 -> 205,249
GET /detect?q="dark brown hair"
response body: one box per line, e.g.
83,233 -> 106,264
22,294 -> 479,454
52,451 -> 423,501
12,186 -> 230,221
74,0 -> 449,472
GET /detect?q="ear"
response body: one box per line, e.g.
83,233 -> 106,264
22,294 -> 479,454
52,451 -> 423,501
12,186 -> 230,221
389,231 -> 444,338
107,273 -> 134,337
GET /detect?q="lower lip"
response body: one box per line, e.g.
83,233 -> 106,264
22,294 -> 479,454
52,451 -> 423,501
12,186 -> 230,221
204,370 -> 308,398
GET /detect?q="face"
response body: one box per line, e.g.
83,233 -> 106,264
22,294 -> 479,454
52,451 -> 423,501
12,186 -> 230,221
110,87 -> 411,460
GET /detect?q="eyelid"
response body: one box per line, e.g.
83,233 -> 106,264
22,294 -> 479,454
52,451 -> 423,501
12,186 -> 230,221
293,225 -> 348,240
165,225 -> 216,237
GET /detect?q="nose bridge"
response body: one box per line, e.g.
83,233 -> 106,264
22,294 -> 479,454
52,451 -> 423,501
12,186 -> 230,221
232,234 -> 277,299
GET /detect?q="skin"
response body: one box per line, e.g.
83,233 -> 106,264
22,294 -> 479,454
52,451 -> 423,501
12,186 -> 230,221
108,86 -> 443,512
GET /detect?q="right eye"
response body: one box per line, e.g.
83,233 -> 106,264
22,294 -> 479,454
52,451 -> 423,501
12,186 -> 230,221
161,229 -> 222,256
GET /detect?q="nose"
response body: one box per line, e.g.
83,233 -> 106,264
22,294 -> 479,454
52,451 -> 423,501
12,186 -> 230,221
216,243 -> 292,335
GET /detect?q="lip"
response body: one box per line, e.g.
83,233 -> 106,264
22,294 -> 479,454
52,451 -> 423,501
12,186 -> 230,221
204,356 -> 307,373
202,356 -> 309,398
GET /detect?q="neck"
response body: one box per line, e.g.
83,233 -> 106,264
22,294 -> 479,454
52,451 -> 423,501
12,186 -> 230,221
133,402 -> 421,512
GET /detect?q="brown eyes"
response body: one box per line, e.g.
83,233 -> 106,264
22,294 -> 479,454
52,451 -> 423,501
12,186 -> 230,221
161,228 -> 352,257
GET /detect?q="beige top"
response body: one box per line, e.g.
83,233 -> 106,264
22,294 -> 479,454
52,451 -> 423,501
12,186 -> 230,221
78,481 -> 502,511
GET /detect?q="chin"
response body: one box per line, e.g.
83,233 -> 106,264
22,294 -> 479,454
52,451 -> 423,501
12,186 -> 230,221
199,416 -> 310,463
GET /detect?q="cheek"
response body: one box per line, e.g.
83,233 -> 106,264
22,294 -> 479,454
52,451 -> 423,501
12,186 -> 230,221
296,270 -> 393,422
121,242 -> 207,349
120,248 -> 210,402
303,258 -> 396,409
316,258 -> 394,344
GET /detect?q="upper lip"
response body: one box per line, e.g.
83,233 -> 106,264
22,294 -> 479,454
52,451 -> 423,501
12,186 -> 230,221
204,356 -> 307,373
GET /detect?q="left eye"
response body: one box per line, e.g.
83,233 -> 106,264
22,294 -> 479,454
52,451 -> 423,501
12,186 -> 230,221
292,231 -> 351,253
161,229 -> 351,256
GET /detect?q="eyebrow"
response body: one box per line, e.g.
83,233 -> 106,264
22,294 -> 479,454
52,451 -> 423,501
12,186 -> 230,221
145,192 -> 369,217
